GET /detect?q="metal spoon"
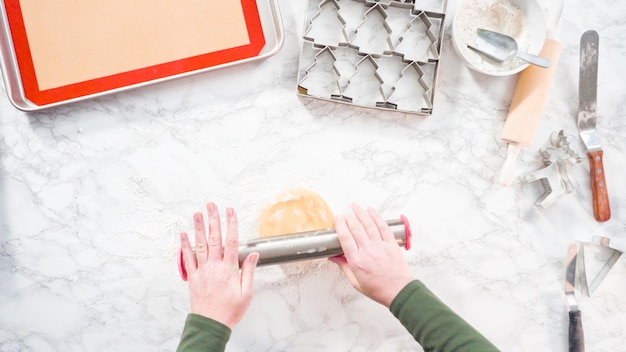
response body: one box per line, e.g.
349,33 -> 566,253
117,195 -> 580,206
467,28 -> 551,68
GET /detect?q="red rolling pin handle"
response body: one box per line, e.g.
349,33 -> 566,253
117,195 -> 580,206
401,214 -> 412,250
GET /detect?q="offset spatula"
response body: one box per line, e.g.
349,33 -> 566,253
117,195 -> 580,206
565,243 -> 585,352
578,30 -> 610,222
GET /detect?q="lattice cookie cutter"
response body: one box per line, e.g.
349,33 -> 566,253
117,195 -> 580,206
303,0 -> 350,48
351,3 -> 395,57
297,0 -> 447,115
519,130 -> 583,207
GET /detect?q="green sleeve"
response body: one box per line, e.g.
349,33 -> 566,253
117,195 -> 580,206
390,280 -> 500,352
176,314 -> 231,352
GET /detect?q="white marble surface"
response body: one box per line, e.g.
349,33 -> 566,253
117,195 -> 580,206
1,1 -> 625,351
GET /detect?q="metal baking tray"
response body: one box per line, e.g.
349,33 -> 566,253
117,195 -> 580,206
0,0 -> 284,111
297,0 -> 447,115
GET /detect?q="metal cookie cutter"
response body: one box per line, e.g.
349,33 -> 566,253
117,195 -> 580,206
383,60 -> 433,112
519,130 -> 582,207
576,236 -> 623,297
303,0 -> 350,48
297,0 -> 447,115
349,3 -> 394,57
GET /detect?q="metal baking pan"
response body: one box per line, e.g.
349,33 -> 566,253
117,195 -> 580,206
0,0 -> 284,111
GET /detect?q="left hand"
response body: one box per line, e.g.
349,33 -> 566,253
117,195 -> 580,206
179,202 -> 259,329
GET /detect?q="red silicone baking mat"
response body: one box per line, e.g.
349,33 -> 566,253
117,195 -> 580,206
3,0 -> 265,106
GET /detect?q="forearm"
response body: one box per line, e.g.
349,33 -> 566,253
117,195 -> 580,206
390,280 -> 500,352
176,314 -> 231,352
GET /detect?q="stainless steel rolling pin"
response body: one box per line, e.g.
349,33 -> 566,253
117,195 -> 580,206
178,216 -> 412,281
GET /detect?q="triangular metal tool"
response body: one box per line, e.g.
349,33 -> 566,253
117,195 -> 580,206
576,236 -> 623,297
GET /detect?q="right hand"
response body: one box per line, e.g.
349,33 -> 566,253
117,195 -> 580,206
330,204 -> 414,307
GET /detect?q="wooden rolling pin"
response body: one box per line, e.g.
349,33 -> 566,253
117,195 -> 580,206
498,40 -> 562,186
499,0 -> 564,187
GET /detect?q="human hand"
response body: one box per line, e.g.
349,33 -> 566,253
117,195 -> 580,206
179,202 -> 259,328
330,204 -> 414,307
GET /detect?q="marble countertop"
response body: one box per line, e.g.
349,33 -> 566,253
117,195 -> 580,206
1,1 -> 625,351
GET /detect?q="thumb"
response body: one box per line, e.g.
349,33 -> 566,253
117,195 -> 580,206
329,255 -> 348,266
329,255 -> 351,276
329,256 -> 361,292
240,252 -> 259,299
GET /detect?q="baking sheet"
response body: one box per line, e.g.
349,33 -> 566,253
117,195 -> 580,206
0,0 -> 283,111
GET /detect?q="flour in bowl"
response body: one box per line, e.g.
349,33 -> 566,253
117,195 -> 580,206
454,0 -> 529,72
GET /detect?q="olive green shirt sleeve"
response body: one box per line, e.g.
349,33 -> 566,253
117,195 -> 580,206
390,280 -> 500,352
176,313 -> 231,352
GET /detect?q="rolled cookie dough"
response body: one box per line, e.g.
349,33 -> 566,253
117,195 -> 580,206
259,189 -> 334,238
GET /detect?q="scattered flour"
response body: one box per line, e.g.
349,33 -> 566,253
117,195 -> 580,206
454,0 -> 530,73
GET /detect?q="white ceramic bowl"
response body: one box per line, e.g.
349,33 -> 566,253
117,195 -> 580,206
452,0 -> 546,76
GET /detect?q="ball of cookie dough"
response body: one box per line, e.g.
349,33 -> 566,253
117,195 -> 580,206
259,189 -> 334,238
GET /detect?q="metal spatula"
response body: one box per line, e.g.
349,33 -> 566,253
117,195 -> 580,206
565,243 -> 585,352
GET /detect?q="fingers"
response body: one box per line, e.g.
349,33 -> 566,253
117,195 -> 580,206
343,211 -> 372,249
335,214 -> 358,257
190,204 -> 239,265
367,206 -> 395,243
223,207 -> 240,264
180,232 -> 197,276
240,252 -> 259,299
193,212 -> 209,264
352,204 -> 382,241
206,202 -> 224,262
